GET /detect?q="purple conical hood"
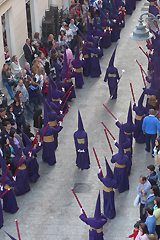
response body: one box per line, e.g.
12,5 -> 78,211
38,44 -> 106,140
138,92 -> 145,106
22,133 -> 32,147
78,110 -> 84,131
61,50 -> 68,79
108,46 -> 117,67
127,102 -> 133,125
94,191 -> 101,219
43,99 -> 51,125
105,157 -> 113,178
4,231 -> 17,240
118,126 -> 126,144
86,16 -> 92,37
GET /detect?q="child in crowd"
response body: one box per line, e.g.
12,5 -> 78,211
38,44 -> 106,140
127,221 -> 141,239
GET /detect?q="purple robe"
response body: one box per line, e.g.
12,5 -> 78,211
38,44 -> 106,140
40,126 -> 56,166
99,29 -> 112,49
89,48 -> 102,78
1,177 -> 19,214
110,17 -> 121,42
74,130 -> 90,170
79,213 -> 107,240
14,163 -> 30,196
72,59 -> 84,89
111,152 -> 129,193
133,103 -> 147,143
104,66 -> 120,99
98,172 -> 117,219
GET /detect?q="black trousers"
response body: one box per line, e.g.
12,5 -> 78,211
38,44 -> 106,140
156,225 -> 160,239
140,203 -> 146,222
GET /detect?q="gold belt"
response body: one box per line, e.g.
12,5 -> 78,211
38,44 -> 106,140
48,121 -> 57,127
18,163 -> 27,170
74,67 -> 82,73
135,115 -> 144,121
77,138 -> 85,144
115,163 -> 126,169
91,53 -> 98,58
4,184 -> 12,190
90,227 -> 103,233
43,135 -> 54,142
108,74 -> 116,77
103,185 -> 113,192
52,98 -> 60,102
124,147 -> 131,153
83,54 -> 89,58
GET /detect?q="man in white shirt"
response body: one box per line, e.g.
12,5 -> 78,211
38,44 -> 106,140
65,24 -> 73,43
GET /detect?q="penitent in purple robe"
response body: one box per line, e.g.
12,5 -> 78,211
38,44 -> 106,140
89,47 -> 102,78
111,143 -> 129,193
22,133 -> 41,183
74,111 -> 90,170
104,46 -> 120,99
133,92 -> 148,143
115,126 -> 132,175
148,0 -> 159,16
14,158 -> 30,196
79,192 -> 107,240
72,45 -> 84,89
99,27 -> 112,49
40,125 -> 56,166
0,176 -> 19,214
98,158 -> 117,219
82,42 -> 91,77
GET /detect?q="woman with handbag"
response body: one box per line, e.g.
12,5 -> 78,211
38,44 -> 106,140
2,64 -> 14,99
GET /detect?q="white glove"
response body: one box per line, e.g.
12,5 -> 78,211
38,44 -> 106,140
59,100 -> 62,104
59,121 -> 62,127
116,119 -> 119,123
78,149 -> 85,153
60,110 -> 63,114
0,185 -> 3,191
114,140 -> 117,143
13,176 -> 16,181
38,142 -> 42,147
80,208 -> 83,214
122,69 -> 125,73
62,87 -> 65,92
98,168 -> 102,174
28,152 -> 32,157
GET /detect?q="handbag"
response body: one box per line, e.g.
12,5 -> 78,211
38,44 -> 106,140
134,195 -> 140,207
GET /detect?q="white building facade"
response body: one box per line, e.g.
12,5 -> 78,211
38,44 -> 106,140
0,0 -> 71,70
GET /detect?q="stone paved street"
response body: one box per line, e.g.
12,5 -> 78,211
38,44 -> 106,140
0,1 -> 154,239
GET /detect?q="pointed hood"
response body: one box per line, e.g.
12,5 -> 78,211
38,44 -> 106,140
61,49 -> 68,80
22,133 -> 32,147
108,46 -> 117,68
78,110 -> 84,131
127,102 -> 133,125
94,191 -> 101,219
86,16 -> 92,36
118,126 -> 126,145
75,44 -> 80,60
4,231 -> 17,240
138,92 -> 145,107
105,157 -> 113,178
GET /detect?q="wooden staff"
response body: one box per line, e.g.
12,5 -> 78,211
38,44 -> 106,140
103,104 -> 117,120
15,219 -> 21,240
104,129 -> 113,154
71,189 -> 87,217
101,122 -> 116,140
139,46 -> 149,59
61,91 -> 72,111
1,164 -> 10,187
92,147 -> 103,177
129,82 -> 136,103
136,60 -> 147,87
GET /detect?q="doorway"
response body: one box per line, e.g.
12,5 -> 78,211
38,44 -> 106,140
26,0 -> 32,38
